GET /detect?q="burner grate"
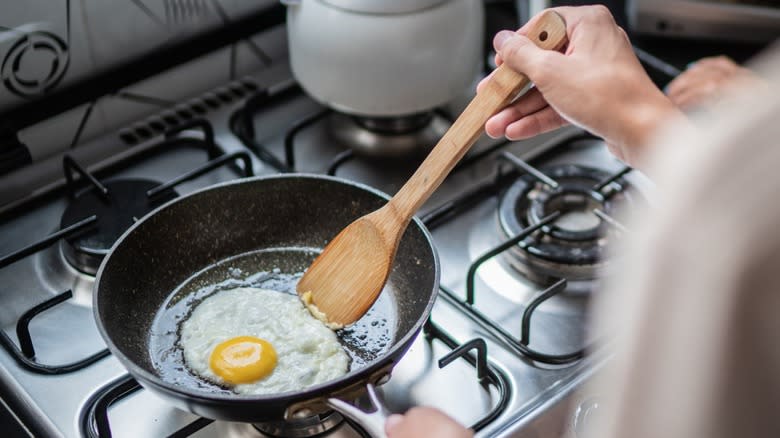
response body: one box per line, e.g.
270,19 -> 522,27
424,320 -> 510,431
233,82 -> 301,172
0,216 -> 110,374
58,123 -> 252,274
285,108 -> 331,170
235,84 -> 517,182
146,150 -> 253,198
0,119 -> 253,376
422,135 -> 634,365
79,320 -> 510,438
496,157 -> 632,283
60,174 -> 179,274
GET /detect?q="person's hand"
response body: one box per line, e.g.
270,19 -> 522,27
479,6 -> 685,169
385,407 -> 473,438
666,56 -> 764,110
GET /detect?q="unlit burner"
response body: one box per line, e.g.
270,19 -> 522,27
60,178 -> 177,275
327,111 -> 450,159
250,410 -> 349,437
498,164 -> 635,285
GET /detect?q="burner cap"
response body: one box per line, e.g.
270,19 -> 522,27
60,178 -> 177,275
253,410 -> 343,437
328,111 -> 450,159
498,165 -> 633,283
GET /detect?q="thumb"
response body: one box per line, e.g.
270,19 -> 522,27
494,31 -> 557,81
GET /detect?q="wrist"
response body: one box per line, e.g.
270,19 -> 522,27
617,91 -> 685,168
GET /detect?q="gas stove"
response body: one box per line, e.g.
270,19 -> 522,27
0,12 -> 652,438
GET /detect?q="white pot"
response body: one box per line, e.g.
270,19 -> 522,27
284,0 -> 484,117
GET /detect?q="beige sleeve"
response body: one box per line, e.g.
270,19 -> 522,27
587,45 -> 780,438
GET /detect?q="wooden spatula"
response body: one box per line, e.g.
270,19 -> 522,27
297,10 -> 568,328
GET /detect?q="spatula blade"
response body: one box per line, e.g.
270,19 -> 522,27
297,216 -> 393,328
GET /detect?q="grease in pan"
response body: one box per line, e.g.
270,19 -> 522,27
179,287 -> 350,395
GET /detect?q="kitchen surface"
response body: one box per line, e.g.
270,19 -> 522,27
0,1 -> 776,438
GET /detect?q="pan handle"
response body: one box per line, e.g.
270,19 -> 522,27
326,383 -> 390,438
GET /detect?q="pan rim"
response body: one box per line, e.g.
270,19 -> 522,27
93,173 -> 440,408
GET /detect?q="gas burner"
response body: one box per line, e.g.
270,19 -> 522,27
327,111 -> 450,159
210,411 -> 364,438
59,178 -> 177,275
498,164 -> 634,286
251,410 -> 345,437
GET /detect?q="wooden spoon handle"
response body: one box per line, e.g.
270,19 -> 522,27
387,10 -> 568,222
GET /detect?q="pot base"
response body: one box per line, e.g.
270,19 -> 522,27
252,410 -> 344,437
328,111 -> 450,159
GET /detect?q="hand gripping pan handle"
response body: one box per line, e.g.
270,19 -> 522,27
327,383 -> 391,437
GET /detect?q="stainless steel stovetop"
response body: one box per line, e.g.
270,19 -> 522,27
0,24 -> 652,438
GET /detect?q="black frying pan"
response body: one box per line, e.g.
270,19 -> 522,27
93,174 -> 439,423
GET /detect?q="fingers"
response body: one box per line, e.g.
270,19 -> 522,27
479,72 -> 568,141
385,414 -> 403,433
476,70 -> 494,94
491,5 -> 618,68
670,88 -> 712,110
494,31 -> 563,82
665,56 -> 754,109
605,141 -> 627,163
668,78 -> 721,109
666,56 -> 739,95
693,55 -> 739,71
666,72 -> 723,104
514,5 -> 603,38
504,106 -> 568,140
485,88 -> 548,138
548,4 -> 616,37
385,407 -> 473,438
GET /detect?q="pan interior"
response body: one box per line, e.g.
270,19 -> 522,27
148,247 -> 396,396
95,175 -> 438,413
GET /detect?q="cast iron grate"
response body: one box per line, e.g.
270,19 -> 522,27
0,119 -> 253,375
79,319 -> 510,438
0,215 -> 110,374
235,83 -> 518,178
422,134 -> 632,365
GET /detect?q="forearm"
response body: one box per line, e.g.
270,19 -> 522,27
614,90 -> 689,170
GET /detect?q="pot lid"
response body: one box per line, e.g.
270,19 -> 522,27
319,0 -> 450,14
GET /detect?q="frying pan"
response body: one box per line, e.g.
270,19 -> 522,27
93,174 -> 439,431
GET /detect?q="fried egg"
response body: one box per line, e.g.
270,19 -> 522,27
179,287 -> 349,395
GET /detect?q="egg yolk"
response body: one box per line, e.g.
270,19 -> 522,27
209,336 -> 277,384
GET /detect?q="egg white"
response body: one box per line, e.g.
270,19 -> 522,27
179,287 -> 350,395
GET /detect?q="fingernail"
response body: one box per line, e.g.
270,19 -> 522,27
494,30 -> 516,50
385,414 -> 403,435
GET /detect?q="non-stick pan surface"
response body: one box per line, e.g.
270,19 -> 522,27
93,174 -> 438,422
